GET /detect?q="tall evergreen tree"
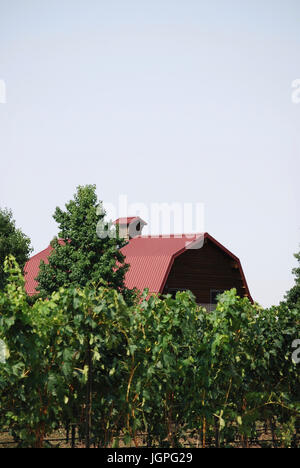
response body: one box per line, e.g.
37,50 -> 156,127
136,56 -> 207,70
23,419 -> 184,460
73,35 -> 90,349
36,185 -> 132,300
285,248 -> 300,309
0,207 -> 32,289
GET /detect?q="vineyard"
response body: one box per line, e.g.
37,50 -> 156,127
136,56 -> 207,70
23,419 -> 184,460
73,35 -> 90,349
0,256 -> 299,448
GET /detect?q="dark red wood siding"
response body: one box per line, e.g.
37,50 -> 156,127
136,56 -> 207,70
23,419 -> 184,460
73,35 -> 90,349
163,238 -> 246,303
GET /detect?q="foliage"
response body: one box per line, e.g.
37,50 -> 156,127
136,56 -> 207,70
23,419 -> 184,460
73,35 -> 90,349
285,248 -> 300,310
0,257 -> 299,447
196,290 -> 299,447
0,257 -> 68,447
117,290 -> 203,447
36,185 -> 133,302
0,208 -> 32,290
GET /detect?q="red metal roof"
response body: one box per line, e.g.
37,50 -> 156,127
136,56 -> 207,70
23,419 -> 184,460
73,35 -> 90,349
121,234 -> 201,292
24,240 -> 64,296
121,233 -> 252,302
24,245 -> 54,296
24,233 -> 253,301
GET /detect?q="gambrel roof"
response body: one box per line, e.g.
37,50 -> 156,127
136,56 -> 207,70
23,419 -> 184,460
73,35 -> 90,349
24,232 -> 252,301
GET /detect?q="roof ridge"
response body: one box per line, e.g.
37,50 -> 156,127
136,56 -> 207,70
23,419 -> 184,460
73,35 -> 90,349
134,232 -> 205,239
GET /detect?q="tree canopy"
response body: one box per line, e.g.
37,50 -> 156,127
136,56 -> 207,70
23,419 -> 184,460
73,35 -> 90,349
0,257 -> 299,448
36,185 -> 132,301
0,208 -> 32,290
285,249 -> 300,309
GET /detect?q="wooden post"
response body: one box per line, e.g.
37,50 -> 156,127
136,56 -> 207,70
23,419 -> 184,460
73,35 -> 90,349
71,424 -> 76,449
85,343 -> 92,449
215,417 -> 220,448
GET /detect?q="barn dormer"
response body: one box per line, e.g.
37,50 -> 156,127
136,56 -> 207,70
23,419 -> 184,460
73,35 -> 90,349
113,217 -> 147,240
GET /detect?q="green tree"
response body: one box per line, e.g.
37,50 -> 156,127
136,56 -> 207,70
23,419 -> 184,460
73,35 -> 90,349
285,248 -> 300,309
0,208 -> 32,290
198,290 -> 299,448
1,260 -> 299,448
0,256 -> 129,448
36,185 -> 132,301
0,257 -> 70,447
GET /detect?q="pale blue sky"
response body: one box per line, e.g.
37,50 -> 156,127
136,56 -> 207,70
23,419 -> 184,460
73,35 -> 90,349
0,0 -> 299,307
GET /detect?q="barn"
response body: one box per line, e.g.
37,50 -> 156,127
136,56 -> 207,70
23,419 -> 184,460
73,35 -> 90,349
24,217 -> 252,310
